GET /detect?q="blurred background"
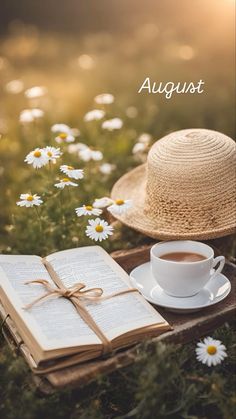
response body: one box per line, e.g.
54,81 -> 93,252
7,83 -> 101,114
0,0 -> 235,254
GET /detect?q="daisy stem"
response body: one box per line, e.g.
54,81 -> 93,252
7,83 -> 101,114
34,206 -> 42,232
59,190 -> 65,223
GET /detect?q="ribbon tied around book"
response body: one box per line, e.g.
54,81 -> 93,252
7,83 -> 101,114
23,259 -> 139,355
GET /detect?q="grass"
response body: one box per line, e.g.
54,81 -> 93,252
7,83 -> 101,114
0,323 -> 235,419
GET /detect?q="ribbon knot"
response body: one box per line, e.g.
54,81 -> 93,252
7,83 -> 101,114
24,280 -> 105,308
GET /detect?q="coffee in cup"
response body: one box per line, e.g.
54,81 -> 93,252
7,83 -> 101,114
151,241 -> 225,297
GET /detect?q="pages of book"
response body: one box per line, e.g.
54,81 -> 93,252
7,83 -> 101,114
46,246 -> 166,341
0,255 -> 101,353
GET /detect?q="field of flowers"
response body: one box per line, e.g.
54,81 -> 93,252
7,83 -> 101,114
0,12 -> 235,418
0,18 -> 235,257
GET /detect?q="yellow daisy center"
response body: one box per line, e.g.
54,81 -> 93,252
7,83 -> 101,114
34,151 -> 41,158
115,199 -> 124,206
207,345 -> 217,355
62,178 -> 70,182
47,151 -> 53,157
59,133 -> 67,139
67,166 -> 74,170
85,205 -> 93,211
95,225 -> 104,233
26,195 -> 34,201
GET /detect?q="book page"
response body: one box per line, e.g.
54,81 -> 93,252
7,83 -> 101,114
0,255 -> 101,352
47,246 -> 166,341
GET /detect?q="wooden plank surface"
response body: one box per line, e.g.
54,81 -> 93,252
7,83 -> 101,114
41,245 -> 235,391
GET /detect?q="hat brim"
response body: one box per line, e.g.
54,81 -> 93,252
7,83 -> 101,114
111,164 -> 236,240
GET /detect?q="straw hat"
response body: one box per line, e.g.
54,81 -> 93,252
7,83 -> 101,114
111,129 -> 236,240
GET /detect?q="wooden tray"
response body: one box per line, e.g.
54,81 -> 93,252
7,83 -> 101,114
1,245 -> 236,393
35,245 -> 236,391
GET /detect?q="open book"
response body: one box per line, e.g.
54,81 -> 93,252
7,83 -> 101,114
0,246 -> 170,374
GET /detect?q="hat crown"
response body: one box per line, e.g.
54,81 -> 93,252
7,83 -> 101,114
145,129 -> 236,233
111,128 -> 236,239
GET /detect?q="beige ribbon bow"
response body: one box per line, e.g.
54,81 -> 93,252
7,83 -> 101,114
24,260 -> 139,355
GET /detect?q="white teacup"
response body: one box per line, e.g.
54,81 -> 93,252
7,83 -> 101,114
151,241 -> 225,297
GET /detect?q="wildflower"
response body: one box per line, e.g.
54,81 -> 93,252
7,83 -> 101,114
79,147 -> 103,162
138,133 -> 152,144
60,165 -> 84,180
25,148 -> 49,169
196,337 -> 227,367
67,143 -> 87,154
5,79 -> 24,94
107,199 -> 132,215
19,109 -> 44,123
54,178 -> 78,189
17,194 -> 43,207
75,205 -> 102,217
94,93 -> 114,105
102,118 -> 123,131
86,218 -> 113,242
99,163 -> 116,175
84,109 -> 105,122
70,128 -> 80,137
51,123 -> 71,134
44,146 -> 62,163
19,110 -> 34,123
78,54 -> 95,70
25,86 -> 47,99
31,108 -> 44,118
132,142 -> 148,154
55,132 -> 75,144
93,197 -> 114,209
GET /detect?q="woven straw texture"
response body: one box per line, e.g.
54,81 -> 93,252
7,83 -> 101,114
111,129 -> 236,240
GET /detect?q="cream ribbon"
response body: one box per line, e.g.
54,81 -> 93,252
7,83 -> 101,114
24,259 -> 139,355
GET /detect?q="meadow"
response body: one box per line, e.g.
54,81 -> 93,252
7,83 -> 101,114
0,9 -> 235,418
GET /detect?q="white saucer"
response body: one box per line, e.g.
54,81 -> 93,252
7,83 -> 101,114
130,262 -> 231,313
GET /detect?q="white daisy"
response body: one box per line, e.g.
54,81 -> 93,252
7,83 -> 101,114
60,165 -> 84,180
5,79 -> 24,94
19,108 -> 44,123
84,109 -> 105,122
94,93 -> 114,105
67,143 -> 87,154
92,197 -> 114,209
44,146 -> 62,163
132,142 -> 148,154
196,337 -> 227,367
78,54 -> 95,70
25,148 -> 49,169
75,205 -> 102,217
107,199 -> 132,215
138,133 -> 152,144
25,86 -> 47,99
79,147 -> 103,162
31,108 -> 44,118
19,109 -> 34,123
102,118 -> 123,131
51,123 -> 71,134
85,218 -> 113,242
99,163 -> 116,175
54,178 -> 78,189
17,194 -> 43,207
55,132 -> 75,144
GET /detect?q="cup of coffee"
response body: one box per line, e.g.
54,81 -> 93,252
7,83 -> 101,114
150,241 -> 225,297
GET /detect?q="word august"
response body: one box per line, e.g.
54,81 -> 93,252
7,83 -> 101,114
138,77 -> 205,99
